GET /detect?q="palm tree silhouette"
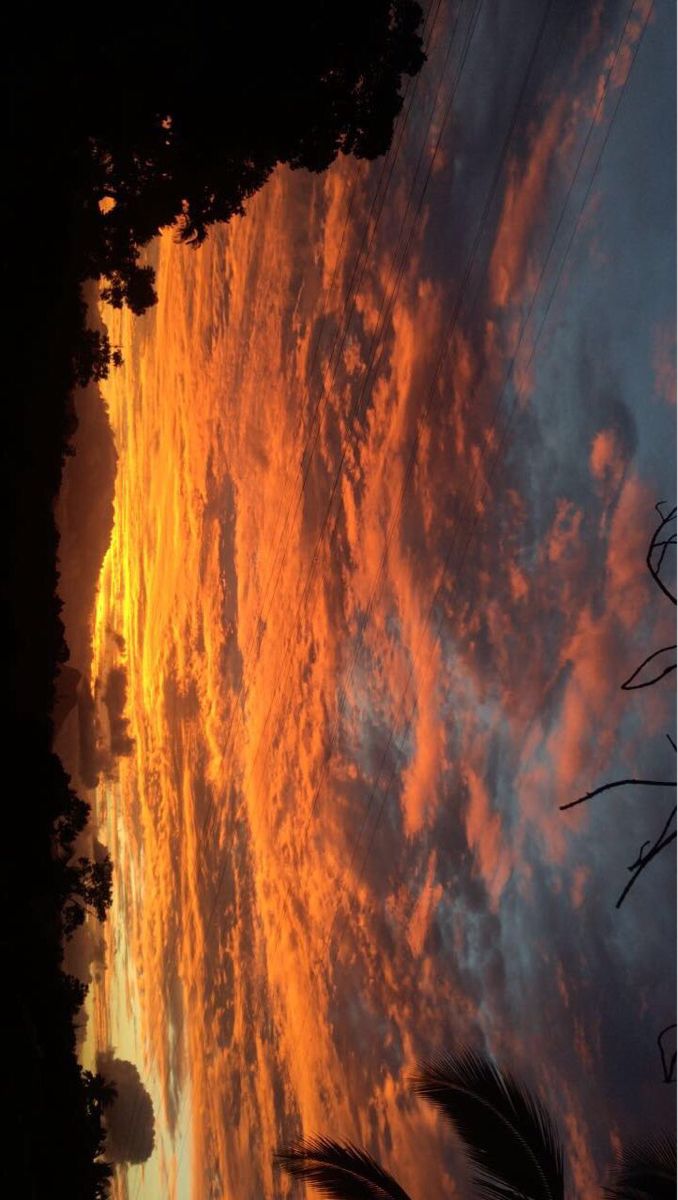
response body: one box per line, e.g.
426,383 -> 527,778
275,1048 -> 675,1199
604,1135 -> 677,1200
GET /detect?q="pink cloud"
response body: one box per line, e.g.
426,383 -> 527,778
464,766 -> 512,908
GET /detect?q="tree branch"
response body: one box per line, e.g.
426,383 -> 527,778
561,778 -> 677,812
616,807 -> 676,908
621,644 -> 677,690
657,1023 -> 677,1084
647,505 -> 677,606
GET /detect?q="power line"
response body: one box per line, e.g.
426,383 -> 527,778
143,4 -> 459,1193
201,0 -> 449,846
126,1 -> 655,1192
319,0 -> 654,975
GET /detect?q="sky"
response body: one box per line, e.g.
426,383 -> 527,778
81,0 -> 676,1196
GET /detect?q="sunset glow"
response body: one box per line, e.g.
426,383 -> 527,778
81,4 -> 676,1198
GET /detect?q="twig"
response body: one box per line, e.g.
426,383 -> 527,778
560,778 -> 677,812
647,505 -> 677,606
616,806 -> 677,908
621,644 -> 677,690
657,1023 -> 677,1084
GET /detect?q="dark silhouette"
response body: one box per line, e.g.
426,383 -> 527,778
562,505 -> 677,909
96,1052 -> 156,1165
73,328 -> 124,389
61,851 -> 114,938
411,1052 -> 564,1200
622,504 -> 676,690
54,786 -> 90,855
102,666 -> 135,758
657,1025 -> 677,1087
279,1138 -> 412,1199
561,504 -> 676,1086
604,1134 -> 677,1200
645,503 -> 677,608
3,8 -> 427,1191
9,2 -> 425,330
276,1049 -> 675,1199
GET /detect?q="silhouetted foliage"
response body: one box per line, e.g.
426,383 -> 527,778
62,852 -> 114,939
277,1050 -> 675,1200
278,1137 -> 413,1200
73,328 -> 124,388
96,1052 -> 156,1165
54,789 -> 90,856
412,1051 -> 564,1200
63,972 -> 89,1013
2,7 -> 426,1192
16,2 -> 425,322
100,263 -> 157,316
604,1133 -> 677,1200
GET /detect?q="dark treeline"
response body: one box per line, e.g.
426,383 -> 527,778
3,743 -> 118,1197
8,1 -> 425,367
2,4 -> 425,1195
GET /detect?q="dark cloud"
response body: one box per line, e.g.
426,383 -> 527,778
103,665 -> 135,757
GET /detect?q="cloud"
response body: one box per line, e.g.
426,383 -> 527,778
652,323 -> 676,407
88,6 -> 676,1198
103,665 -> 135,757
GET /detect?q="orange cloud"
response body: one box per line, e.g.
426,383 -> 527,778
84,12 -> 671,1192
464,766 -> 512,908
489,94 -> 569,311
589,428 -> 626,489
652,322 -> 677,406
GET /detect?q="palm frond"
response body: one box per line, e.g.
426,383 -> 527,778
604,1133 -> 676,1199
411,1049 -> 564,1200
275,1135 -> 413,1200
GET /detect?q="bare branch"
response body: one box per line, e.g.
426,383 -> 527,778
647,504 -> 677,606
616,807 -> 676,908
621,644 -> 677,690
561,778 -> 677,812
658,1023 -> 677,1084
655,533 -> 676,578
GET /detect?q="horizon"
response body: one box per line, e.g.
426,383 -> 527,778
51,2 -> 676,1198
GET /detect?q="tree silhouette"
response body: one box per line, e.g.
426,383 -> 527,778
83,1069 -> 118,1115
100,263 -> 157,316
73,327 -> 124,387
279,1137 -> 413,1199
96,1052 -> 156,1165
54,788 -> 90,855
411,1052 -> 564,1200
62,851 -> 114,938
276,1049 -> 675,1199
27,2 -> 426,315
62,972 -> 89,1015
78,1069 -> 118,1198
604,1134 -> 677,1200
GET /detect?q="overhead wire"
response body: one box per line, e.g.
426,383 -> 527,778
126,0 -> 654,1192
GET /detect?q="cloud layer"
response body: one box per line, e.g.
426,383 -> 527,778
90,2 -> 675,1196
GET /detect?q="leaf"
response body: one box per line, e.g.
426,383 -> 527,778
275,1135 -> 413,1200
604,1133 -> 676,1199
411,1049 -> 564,1200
